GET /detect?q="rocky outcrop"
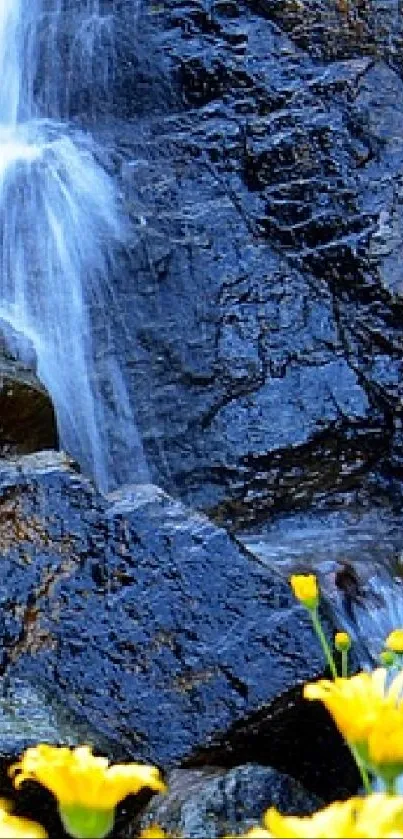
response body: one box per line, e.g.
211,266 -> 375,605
6,0 -> 403,527
0,455 -> 357,799
83,0 -> 403,526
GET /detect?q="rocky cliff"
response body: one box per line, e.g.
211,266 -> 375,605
95,0 -> 403,527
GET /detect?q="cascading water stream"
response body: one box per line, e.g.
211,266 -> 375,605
0,0 -> 147,491
241,506 -> 403,667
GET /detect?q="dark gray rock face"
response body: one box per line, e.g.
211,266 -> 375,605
11,0 -> 403,526
137,764 -> 322,838
85,0 -> 403,526
0,454 -> 356,794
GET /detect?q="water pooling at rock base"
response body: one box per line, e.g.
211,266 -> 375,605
0,1 -> 403,836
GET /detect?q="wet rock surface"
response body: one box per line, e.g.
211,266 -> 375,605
241,502 -> 403,664
86,0 -> 403,526
0,454 -> 357,797
137,764 -> 322,838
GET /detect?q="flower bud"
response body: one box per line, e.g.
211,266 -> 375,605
290,574 -> 319,610
335,631 -> 351,652
380,650 -> 396,668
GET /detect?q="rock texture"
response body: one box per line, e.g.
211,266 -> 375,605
83,0 -> 403,526
0,454 -> 357,797
5,1 -> 403,527
2,1 -> 402,527
137,764 -> 321,838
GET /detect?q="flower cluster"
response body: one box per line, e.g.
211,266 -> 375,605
223,575 -> 403,839
3,573 -> 403,839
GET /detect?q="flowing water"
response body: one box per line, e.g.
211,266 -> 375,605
0,0 -> 147,491
241,504 -> 403,665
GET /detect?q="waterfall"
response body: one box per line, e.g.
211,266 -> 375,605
0,0 -> 147,491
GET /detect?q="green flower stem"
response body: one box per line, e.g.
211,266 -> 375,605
59,805 -> 115,839
309,608 -> 372,794
349,745 -> 372,795
310,609 -> 337,679
341,649 -> 348,679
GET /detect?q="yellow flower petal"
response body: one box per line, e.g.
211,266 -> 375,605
265,800 -> 355,838
140,828 -> 167,838
0,801 -> 47,838
0,815 -> 47,839
303,669 -> 400,748
386,630 -> 403,654
352,794 -> 403,837
305,670 -> 403,782
265,795 -> 403,838
367,708 -> 403,778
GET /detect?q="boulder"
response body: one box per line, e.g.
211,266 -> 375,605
0,454 -> 357,798
137,764 -> 322,838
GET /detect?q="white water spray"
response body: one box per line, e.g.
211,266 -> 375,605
0,0 -> 147,491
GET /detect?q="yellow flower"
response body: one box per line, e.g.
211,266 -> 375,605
0,801 -> 47,838
10,744 -> 166,808
386,630 -> 403,653
303,668 -> 403,749
140,829 -> 167,838
304,669 -> 403,784
10,745 -> 166,839
289,574 -> 318,609
264,795 -> 403,838
335,632 -> 351,652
